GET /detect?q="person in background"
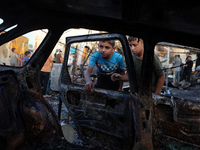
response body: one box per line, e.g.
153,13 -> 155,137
55,50 -> 63,63
111,36 -> 165,94
53,49 -> 59,63
40,54 -> 53,97
178,54 -> 183,71
10,48 -> 22,66
172,55 -> 181,85
178,55 -> 182,63
185,52 -> 190,63
22,51 -> 31,65
84,40 -> 125,93
183,56 -> 193,82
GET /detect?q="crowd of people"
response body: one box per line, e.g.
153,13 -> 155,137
9,47 -> 31,67
172,52 -> 194,85
84,36 -> 165,94
8,40 -> 198,97
9,47 -> 64,97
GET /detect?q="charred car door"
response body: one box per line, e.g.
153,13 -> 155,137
153,94 -> 200,149
60,33 -> 139,150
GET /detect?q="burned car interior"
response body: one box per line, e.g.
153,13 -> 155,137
0,0 -> 200,150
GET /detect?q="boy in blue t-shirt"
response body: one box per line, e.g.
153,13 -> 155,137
22,51 -> 31,65
84,40 -> 125,94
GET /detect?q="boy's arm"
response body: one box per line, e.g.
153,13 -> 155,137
118,69 -> 125,91
84,66 -> 94,94
49,55 -> 53,69
153,54 -> 165,94
155,74 -> 165,94
111,72 -> 129,81
22,60 -> 25,65
17,56 -> 22,61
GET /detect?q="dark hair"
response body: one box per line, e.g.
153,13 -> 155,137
178,55 -> 180,57
186,52 -> 190,54
128,36 -> 141,43
25,51 -> 31,56
11,48 -> 16,52
100,40 -> 115,47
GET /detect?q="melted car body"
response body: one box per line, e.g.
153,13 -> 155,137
0,0 -> 200,149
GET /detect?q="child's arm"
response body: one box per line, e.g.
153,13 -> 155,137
155,74 -> 165,94
17,56 -> 22,62
111,72 -> 129,81
22,60 -> 25,65
118,69 -> 125,91
84,66 -> 94,94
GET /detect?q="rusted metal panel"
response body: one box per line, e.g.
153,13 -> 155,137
153,95 -> 200,149
0,71 -> 25,150
61,85 -> 135,150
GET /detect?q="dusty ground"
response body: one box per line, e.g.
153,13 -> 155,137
168,85 -> 200,101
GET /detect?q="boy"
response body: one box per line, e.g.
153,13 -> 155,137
111,36 -> 165,94
22,51 -> 31,65
84,40 -> 125,94
10,48 -> 22,66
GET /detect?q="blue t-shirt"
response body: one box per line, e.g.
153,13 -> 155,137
22,56 -> 30,65
88,51 -> 125,90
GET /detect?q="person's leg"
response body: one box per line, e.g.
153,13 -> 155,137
175,71 -> 178,85
46,72 -> 51,93
40,71 -> 44,92
187,70 -> 191,82
43,72 -> 50,95
177,71 -> 180,83
183,69 -> 186,81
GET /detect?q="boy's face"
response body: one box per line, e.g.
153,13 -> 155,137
188,57 -> 191,61
27,54 -> 31,58
14,49 -> 17,53
129,39 -> 144,55
99,41 -> 115,60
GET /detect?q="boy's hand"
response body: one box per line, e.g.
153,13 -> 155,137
111,73 -> 121,81
118,88 -> 122,92
84,80 -> 94,94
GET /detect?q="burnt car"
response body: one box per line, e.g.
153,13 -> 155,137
0,0 -> 200,150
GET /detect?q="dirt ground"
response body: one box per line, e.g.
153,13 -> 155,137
168,85 -> 200,101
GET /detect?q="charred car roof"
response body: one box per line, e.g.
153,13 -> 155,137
1,0 -> 200,48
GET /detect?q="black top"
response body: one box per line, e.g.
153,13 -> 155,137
95,69 -> 120,91
185,60 -> 193,71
